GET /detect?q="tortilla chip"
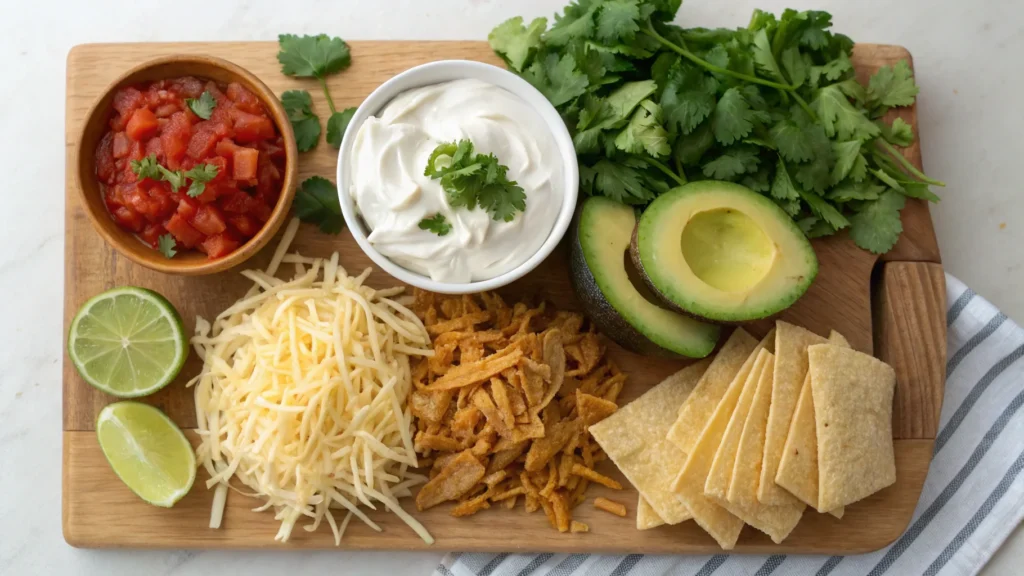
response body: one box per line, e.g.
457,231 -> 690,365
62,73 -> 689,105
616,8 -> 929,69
490,377 -> 515,428
472,388 -> 512,438
637,496 -> 666,530
525,419 -> 577,472
409,389 -> 452,424
594,497 -> 627,517
416,450 -> 486,511
809,344 -> 897,512
669,354 -> 755,550
712,352 -> 805,544
427,311 -> 491,335
775,331 -> 850,518
758,321 -> 828,506
578,391 -> 618,427
705,349 -> 769,502
667,328 -> 765,454
541,329 -> 566,407
427,348 -> 524,391
590,360 -> 710,525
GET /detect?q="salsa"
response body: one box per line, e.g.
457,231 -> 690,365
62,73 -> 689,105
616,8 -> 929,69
95,76 -> 286,259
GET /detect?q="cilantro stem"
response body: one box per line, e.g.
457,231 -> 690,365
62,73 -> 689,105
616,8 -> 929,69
790,92 -> 817,123
639,155 -> 687,187
674,156 -> 688,185
876,140 -> 946,186
641,25 -> 795,92
318,77 -> 337,114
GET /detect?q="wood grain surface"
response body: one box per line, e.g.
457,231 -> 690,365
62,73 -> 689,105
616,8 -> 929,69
63,41 -> 946,553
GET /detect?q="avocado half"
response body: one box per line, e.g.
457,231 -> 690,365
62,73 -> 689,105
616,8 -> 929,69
570,197 -> 720,358
630,181 -> 818,323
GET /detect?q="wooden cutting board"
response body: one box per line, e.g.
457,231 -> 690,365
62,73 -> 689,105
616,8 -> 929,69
63,41 -> 946,553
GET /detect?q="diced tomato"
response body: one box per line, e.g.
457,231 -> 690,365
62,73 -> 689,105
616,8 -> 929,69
154,103 -> 180,118
228,214 -> 260,237
249,192 -> 275,222
145,86 -> 177,109
112,132 -> 130,159
191,204 -> 228,236
202,232 -> 241,259
230,109 -> 275,143
126,108 -> 159,141
112,87 -> 145,117
96,132 -> 116,184
203,81 -> 228,105
112,206 -> 145,232
187,123 -> 229,160
173,76 -> 204,99
144,137 -> 163,161
257,138 -> 286,162
139,223 -> 165,248
232,147 -> 259,180
164,213 -> 205,248
176,196 -> 200,220
226,82 -> 264,114
160,112 -> 192,169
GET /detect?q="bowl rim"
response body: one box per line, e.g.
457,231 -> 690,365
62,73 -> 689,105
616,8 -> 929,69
335,59 -> 579,295
74,54 -> 298,276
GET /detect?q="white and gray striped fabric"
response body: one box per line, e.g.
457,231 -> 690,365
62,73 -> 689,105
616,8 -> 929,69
433,275 -> 1024,576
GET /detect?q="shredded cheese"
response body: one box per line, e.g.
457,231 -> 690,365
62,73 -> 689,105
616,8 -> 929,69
189,218 -> 435,544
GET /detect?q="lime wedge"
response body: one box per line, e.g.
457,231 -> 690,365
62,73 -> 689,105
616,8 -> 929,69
96,402 -> 196,507
68,287 -> 186,398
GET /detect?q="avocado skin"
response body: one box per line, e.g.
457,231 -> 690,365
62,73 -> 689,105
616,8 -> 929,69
569,209 -> 682,358
627,219 -> 695,319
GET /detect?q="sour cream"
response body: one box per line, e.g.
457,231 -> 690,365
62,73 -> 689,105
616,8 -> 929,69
348,78 -> 563,283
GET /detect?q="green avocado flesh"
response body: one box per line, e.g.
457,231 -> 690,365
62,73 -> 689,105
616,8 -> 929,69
571,197 -> 720,358
635,181 -> 818,323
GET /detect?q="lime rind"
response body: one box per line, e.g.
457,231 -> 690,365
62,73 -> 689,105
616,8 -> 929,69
96,401 -> 196,507
68,287 -> 187,398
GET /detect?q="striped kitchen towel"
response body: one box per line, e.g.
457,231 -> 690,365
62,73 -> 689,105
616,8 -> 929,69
433,275 -> 1024,576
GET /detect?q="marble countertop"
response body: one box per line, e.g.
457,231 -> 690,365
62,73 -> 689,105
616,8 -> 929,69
3,0 -> 1021,573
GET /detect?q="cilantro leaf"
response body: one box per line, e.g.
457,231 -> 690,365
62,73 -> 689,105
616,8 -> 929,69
771,120 -> 814,163
585,80 -> 656,130
820,51 -> 852,82
424,140 -> 527,222
489,16 -> 548,72
673,121 -> 714,166
523,53 -> 588,107
589,158 -> 654,205
157,234 -> 177,259
797,10 -> 833,50
827,180 -> 885,203
184,164 -> 219,198
812,85 -> 880,141
702,146 -> 760,180
712,87 -> 756,145
545,1 -> 598,46
879,117 -> 914,147
741,165 -> 772,192
294,176 -> 344,234
751,29 -> 785,82
277,34 -> 351,79
868,60 -> 919,109
661,63 -> 717,135
418,213 -> 452,236
614,100 -> 670,157
771,158 -> 801,202
130,155 -> 162,181
596,0 -> 641,44
326,108 -> 356,149
156,165 -> 186,192
830,140 -> 862,184
281,90 -> 321,152
781,47 -> 807,86
849,152 -> 869,182
849,190 -> 905,253
185,91 -> 216,120
899,182 -> 941,202
800,189 -> 849,230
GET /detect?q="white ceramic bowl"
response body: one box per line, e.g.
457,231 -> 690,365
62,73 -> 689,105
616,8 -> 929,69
336,60 -> 579,295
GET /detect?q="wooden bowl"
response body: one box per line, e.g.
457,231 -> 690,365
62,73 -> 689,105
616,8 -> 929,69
74,55 -> 298,275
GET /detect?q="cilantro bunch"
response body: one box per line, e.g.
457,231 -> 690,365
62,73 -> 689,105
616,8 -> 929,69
489,1 -> 944,253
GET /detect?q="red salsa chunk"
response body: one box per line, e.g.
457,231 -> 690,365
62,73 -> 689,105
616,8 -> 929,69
95,76 -> 285,259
